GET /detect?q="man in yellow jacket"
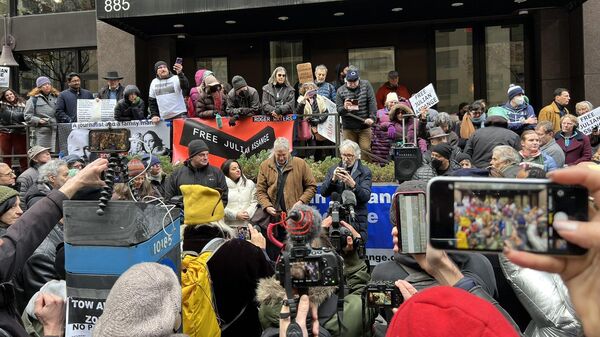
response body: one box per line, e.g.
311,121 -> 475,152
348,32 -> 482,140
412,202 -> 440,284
538,88 -> 571,132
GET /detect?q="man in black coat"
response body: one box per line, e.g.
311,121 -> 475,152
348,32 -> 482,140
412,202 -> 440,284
55,72 -> 94,123
320,140 -> 372,241
97,71 -> 125,100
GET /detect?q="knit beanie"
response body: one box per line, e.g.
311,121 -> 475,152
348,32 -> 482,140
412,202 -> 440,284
486,106 -> 510,122
455,152 -> 472,163
127,158 -> 145,178
36,76 -> 51,88
431,143 -> 453,160
507,84 -> 525,101
386,286 -> 520,337
188,139 -> 209,158
142,154 -> 161,167
92,263 -> 181,337
0,185 -> 18,210
232,75 -> 248,91
385,92 -> 399,105
154,61 -> 168,74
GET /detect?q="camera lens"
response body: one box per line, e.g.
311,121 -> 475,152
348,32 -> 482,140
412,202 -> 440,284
557,190 -> 565,197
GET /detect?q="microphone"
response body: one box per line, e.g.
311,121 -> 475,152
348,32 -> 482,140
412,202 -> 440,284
330,191 -> 341,203
342,190 -> 357,219
287,210 -> 302,222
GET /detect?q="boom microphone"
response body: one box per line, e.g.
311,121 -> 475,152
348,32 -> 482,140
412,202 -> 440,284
341,190 -> 357,220
331,191 -> 341,203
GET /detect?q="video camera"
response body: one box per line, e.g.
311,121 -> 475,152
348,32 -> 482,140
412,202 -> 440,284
364,281 -> 402,308
276,208 -> 342,289
328,190 -> 366,258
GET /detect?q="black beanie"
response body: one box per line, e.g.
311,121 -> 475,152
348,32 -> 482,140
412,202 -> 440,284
188,139 -> 209,158
232,75 -> 248,91
154,61 -> 168,74
431,143 -> 453,160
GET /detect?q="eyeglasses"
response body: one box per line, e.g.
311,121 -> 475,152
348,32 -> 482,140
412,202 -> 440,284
341,153 -> 355,158
277,74 -> 286,78
0,170 -> 15,176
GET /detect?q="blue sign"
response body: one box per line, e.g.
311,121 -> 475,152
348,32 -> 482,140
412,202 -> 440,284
310,183 -> 397,265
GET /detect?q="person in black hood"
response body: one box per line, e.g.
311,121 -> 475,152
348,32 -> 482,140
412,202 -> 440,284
331,63 -> 349,91
114,85 -> 146,121
162,139 -> 228,205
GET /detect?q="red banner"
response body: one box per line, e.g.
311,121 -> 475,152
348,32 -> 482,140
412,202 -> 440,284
172,116 -> 295,168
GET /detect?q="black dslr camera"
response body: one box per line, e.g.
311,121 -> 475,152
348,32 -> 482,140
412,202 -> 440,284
276,209 -> 343,289
365,281 -> 403,308
328,190 -> 365,258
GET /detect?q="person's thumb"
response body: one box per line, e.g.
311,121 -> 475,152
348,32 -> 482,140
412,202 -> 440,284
554,220 -> 600,249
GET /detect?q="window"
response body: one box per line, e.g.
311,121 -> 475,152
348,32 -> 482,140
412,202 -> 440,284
348,46 -> 395,91
196,57 -> 228,85
0,0 -> 7,15
18,0 -> 94,15
435,28 -> 473,112
269,40 -> 302,86
18,49 -> 98,95
485,25 -> 525,107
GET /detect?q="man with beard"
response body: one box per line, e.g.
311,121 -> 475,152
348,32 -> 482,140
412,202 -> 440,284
375,71 -> 410,110
226,75 -> 261,125
148,60 -> 190,124
55,72 -> 94,123
538,88 -> 571,133
314,64 -> 336,101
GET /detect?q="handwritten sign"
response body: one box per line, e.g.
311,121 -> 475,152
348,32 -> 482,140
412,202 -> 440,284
76,99 -> 117,122
409,83 -> 439,114
296,62 -> 313,84
0,67 -> 9,87
578,107 -> 600,135
317,97 -> 338,143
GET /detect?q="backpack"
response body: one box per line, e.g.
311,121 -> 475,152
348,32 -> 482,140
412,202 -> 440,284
186,95 -> 196,118
181,237 -> 246,337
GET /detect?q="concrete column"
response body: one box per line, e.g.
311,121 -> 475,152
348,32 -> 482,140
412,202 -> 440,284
582,0 -> 600,103
96,20 -> 136,87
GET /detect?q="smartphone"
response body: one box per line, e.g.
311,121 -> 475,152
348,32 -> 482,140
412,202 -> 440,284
88,128 -> 131,153
175,57 -> 183,65
393,191 -> 427,254
305,89 -> 317,98
428,177 -> 588,255
237,226 -> 251,241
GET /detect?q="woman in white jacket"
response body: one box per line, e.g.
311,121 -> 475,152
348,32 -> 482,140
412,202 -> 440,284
221,159 -> 257,228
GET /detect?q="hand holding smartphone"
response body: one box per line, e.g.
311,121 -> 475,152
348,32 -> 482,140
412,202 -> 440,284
427,177 -> 588,255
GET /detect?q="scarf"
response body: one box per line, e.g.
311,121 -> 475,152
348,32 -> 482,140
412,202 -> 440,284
560,131 -> 577,148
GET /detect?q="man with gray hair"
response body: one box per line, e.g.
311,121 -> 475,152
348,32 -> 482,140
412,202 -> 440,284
490,145 -> 521,178
535,121 -> 565,168
23,159 -> 68,210
314,64 -> 336,101
320,139 -> 372,240
256,137 -> 317,258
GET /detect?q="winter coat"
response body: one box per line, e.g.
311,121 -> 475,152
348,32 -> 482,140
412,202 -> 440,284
464,126 -> 522,169
257,251 -> 374,337
375,82 -> 410,110
519,151 -> 558,172
261,83 -> 295,115
316,81 -> 336,101
540,139 -> 565,168
555,131 -> 592,165
189,69 -> 213,107
114,85 -> 146,121
0,190 -> 68,337
162,161 -> 228,205
0,101 -> 26,134
336,80 -> 377,130
412,160 -> 461,182
388,104 -> 427,152
195,89 -> 227,118
296,94 -> 328,125
16,165 -> 40,210
55,87 -> 94,123
499,256 -> 582,337
226,86 -> 261,117
98,84 -> 125,100
371,108 -> 394,165
320,160 -> 372,240
24,182 -> 52,211
224,176 -> 257,228
24,93 -> 58,151
330,63 -> 347,91
503,101 -> 536,135
255,156 -> 317,212
13,224 -> 63,314
539,102 -> 570,133
183,225 -> 274,337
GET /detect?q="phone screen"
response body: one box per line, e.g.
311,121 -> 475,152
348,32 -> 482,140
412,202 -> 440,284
175,57 -> 183,65
394,192 -> 427,254
88,129 -> 131,153
429,178 -> 588,255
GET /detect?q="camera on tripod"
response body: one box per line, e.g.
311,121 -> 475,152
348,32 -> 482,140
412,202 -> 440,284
275,208 -> 343,289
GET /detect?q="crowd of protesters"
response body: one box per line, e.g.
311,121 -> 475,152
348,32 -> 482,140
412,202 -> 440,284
1,59 -> 600,337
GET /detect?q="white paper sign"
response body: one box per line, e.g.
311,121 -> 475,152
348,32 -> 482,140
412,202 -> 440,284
0,67 -> 9,87
578,107 -> 600,135
409,83 -> 439,114
76,99 -> 117,122
65,297 -> 105,337
317,97 -> 337,143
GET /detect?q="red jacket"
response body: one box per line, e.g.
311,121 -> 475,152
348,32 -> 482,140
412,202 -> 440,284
375,82 -> 410,109
555,131 -> 592,166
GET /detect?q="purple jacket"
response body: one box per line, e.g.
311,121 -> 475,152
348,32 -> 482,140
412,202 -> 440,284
371,108 -> 393,165
555,131 -> 592,165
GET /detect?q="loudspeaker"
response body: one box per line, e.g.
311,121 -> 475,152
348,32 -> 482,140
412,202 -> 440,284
392,146 -> 422,183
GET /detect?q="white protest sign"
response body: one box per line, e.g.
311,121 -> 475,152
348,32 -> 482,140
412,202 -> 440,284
0,67 -> 9,87
317,97 -> 337,143
578,107 -> 600,135
409,83 -> 439,115
76,99 -> 117,122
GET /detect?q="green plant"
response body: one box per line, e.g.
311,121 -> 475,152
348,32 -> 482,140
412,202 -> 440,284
237,150 -> 271,181
306,156 -> 339,182
365,162 -> 395,183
